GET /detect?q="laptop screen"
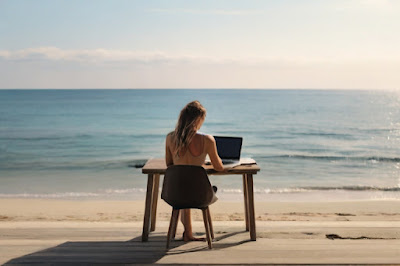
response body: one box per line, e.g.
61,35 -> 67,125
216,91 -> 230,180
214,136 -> 243,160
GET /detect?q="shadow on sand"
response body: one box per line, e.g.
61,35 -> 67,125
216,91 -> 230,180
5,231 -> 250,265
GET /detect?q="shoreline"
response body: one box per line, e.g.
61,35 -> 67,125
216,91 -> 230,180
1,188 -> 399,202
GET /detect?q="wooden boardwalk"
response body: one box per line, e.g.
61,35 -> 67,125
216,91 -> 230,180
2,221 -> 400,265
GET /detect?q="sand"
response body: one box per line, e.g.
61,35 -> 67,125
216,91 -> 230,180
1,198 -> 400,264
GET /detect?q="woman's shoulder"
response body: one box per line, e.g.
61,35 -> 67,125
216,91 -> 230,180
197,132 -> 215,143
166,131 -> 175,142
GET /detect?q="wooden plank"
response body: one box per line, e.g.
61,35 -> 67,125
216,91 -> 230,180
150,174 -> 160,232
142,158 -> 167,174
142,158 -> 260,175
246,174 -> 257,241
141,174 -> 154,242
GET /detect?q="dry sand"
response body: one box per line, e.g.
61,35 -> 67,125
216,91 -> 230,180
1,198 -> 400,223
1,198 -> 399,264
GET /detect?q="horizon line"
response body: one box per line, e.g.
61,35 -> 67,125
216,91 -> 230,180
0,88 -> 398,91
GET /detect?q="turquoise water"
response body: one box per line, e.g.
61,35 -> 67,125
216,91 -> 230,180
1,89 -> 399,201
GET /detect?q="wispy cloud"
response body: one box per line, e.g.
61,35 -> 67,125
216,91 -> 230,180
0,47 -> 179,64
148,8 -> 262,16
0,47 -> 298,66
1,47 -> 399,89
1,47 -> 399,69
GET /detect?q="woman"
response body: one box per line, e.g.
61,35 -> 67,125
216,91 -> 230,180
165,100 -> 225,242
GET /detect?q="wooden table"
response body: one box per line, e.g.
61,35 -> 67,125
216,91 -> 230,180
141,158 -> 260,242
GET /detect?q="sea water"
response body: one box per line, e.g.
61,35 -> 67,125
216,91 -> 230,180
0,89 -> 399,201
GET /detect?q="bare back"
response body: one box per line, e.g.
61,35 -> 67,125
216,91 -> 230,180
165,132 -> 224,171
166,133 -> 207,166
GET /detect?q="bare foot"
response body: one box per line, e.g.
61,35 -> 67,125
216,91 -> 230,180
183,231 -> 206,242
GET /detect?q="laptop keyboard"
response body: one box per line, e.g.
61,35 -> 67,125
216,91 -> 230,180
222,159 -> 238,165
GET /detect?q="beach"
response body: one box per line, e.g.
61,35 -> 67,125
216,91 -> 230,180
1,198 -> 399,264
1,89 -> 399,263
3,0 -> 400,262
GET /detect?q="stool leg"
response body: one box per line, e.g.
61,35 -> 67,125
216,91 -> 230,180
202,208 -> 213,249
171,209 -> 179,239
166,209 -> 179,249
206,207 -> 214,239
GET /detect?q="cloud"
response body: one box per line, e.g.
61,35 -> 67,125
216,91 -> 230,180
0,47 -> 180,64
3,47 -> 396,68
1,47 -> 399,89
1,47 -> 247,66
0,47 -> 312,67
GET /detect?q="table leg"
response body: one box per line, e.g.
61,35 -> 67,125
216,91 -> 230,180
150,174 -> 160,232
142,174 -> 154,242
242,174 -> 249,231
246,174 -> 257,241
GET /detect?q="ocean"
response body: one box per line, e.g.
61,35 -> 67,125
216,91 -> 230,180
0,89 -> 399,201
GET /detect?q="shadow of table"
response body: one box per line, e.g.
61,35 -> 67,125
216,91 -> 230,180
5,231 -> 250,264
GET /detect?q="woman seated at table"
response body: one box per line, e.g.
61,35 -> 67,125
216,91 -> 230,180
165,100 -> 225,242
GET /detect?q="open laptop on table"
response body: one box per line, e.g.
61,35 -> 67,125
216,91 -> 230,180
213,136 -> 243,168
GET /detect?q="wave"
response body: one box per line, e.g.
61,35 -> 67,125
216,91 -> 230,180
1,186 -> 399,199
126,134 -> 166,139
290,132 -> 355,139
0,192 -> 102,199
0,133 -> 166,141
2,153 -> 399,171
0,188 -> 147,199
0,134 -> 95,141
228,186 -> 400,194
297,186 -> 400,192
0,158 -> 149,170
258,155 -> 400,163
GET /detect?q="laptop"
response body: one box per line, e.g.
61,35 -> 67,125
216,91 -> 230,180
214,136 -> 243,167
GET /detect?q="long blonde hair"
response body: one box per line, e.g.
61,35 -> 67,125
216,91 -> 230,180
173,101 -> 206,156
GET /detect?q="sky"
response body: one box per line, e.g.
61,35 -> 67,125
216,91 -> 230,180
0,0 -> 399,89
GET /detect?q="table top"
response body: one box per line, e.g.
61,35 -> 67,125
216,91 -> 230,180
142,158 -> 260,175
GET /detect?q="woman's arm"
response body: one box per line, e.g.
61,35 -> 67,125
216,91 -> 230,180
165,133 -> 174,167
205,135 -> 224,171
